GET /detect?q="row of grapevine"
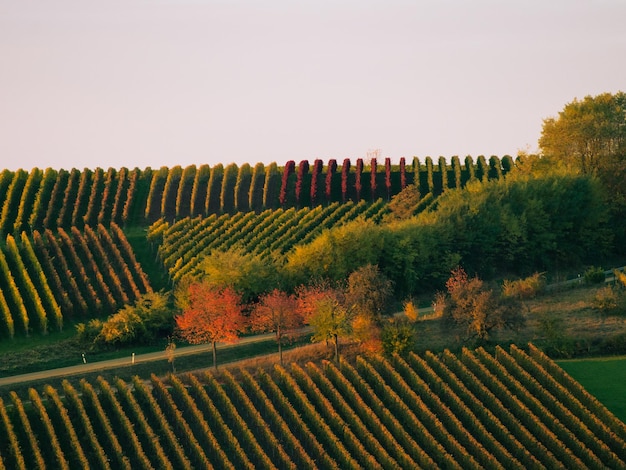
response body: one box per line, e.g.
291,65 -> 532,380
2,346 -> 622,468
403,352 -> 535,468
0,225 -> 151,338
366,354 -> 502,469
494,346 -> 624,467
0,156 -> 512,234
154,200 -> 384,282
0,167 -> 148,236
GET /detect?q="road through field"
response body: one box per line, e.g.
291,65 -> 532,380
0,329 -> 312,387
2,267 -> 621,389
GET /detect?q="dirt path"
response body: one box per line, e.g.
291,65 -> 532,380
0,330 -> 282,387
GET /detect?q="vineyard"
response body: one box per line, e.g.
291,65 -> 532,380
0,155 -> 510,232
0,156 -> 511,339
0,344 -> 624,469
150,199 -> 390,281
0,223 -> 151,337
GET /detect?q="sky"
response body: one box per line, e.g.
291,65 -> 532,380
1,0 -> 625,171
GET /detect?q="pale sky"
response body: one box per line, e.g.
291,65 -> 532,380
1,0 -> 625,171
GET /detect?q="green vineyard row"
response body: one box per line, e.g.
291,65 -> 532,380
0,345 -> 624,469
0,223 -> 151,338
150,198 -> 390,282
0,155 -> 511,235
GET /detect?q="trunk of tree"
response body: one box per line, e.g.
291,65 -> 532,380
333,333 -> 339,363
212,341 -> 217,370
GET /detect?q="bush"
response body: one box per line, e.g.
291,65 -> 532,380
78,292 -> 175,349
381,318 -> 416,356
599,333 -> 626,355
584,266 -> 605,284
502,272 -> 546,299
592,286 -> 619,313
76,319 -> 104,344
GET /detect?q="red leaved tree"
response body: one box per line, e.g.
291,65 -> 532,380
251,289 -> 303,364
370,157 -> 378,201
385,157 -> 392,200
175,283 -> 245,369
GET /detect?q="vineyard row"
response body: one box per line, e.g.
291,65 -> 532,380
0,345 -> 624,469
149,198 -> 390,282
0,223 -> 151,338
0,155 -> 512,234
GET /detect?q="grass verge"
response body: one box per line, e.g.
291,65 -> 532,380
557,355 -> 626,424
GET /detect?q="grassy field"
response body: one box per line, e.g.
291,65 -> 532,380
558,355 -> 626,423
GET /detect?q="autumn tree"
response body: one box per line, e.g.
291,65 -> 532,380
251,289 -> 303,364
442,267 -> 524,344
345,264 -> 393,350
346,264 -> 392,317
175,283 -> 245,369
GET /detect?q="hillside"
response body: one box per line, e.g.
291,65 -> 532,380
0,344 -> 624,469
0,156 -> 510,339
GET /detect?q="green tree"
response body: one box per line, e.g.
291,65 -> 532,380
540,91 -> 626,175
284,218 -> 383,286
540,92 -> 626,251
297,282 -> 352,361
381,317 -> 416,355
308,293 -> 352,362
198,248 -> 277,303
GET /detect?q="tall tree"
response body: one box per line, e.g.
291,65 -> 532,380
308,292 -> 351,363
540,91 -> 626,250
251,289 -> 303,364
540,91 -> 626,175
345,264 -> 393,319
297,283 -> 351,362
175,283 -> 245,369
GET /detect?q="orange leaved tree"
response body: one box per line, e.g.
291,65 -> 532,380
251,289 -> 303,364
175,282 -> 245,369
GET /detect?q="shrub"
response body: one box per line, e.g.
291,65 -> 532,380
403,299 -> 419,322
599,333 -> 626,355
78,292 -> 174,349
584,266 -> 605,284
592,286 -> 619,312
381,318 -> 416,356
502,272 -> 546,299
75,319 -> 104,348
